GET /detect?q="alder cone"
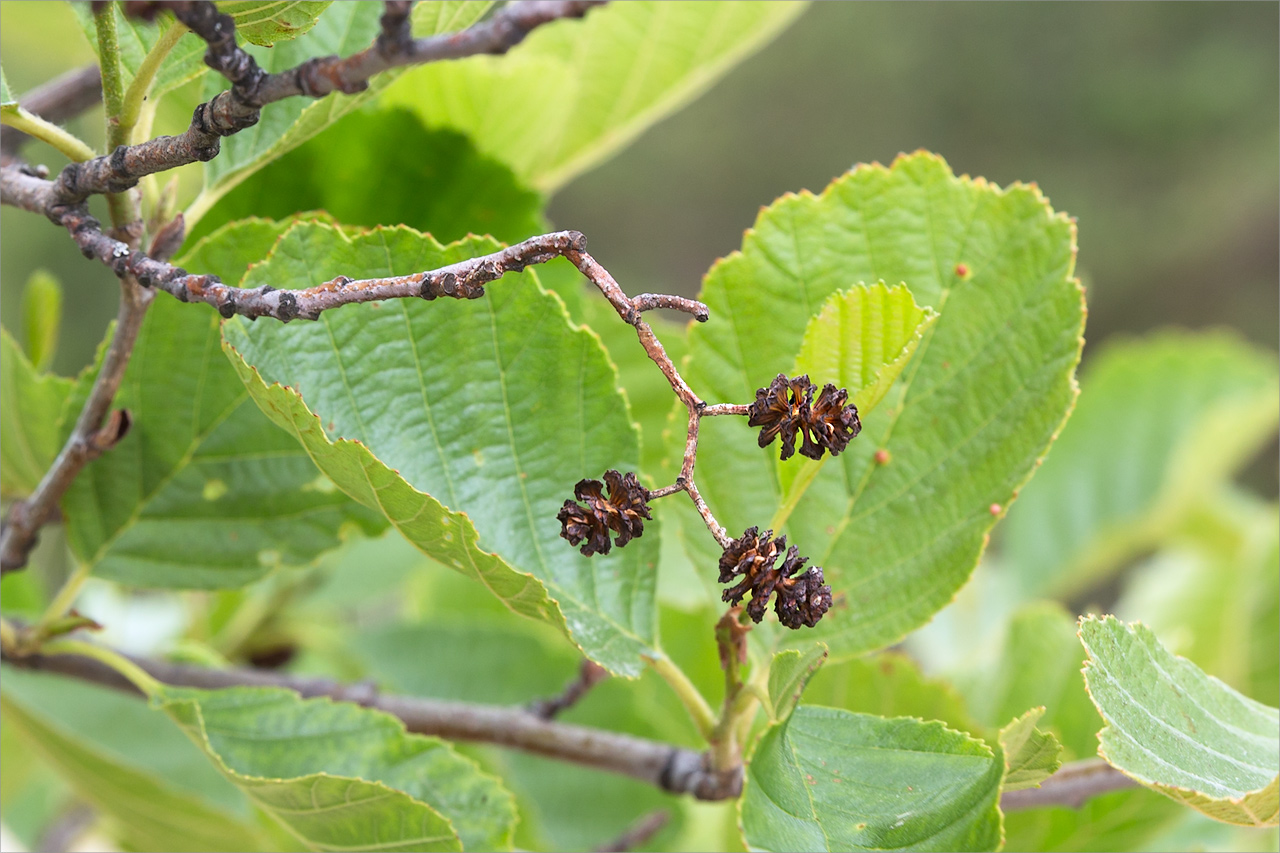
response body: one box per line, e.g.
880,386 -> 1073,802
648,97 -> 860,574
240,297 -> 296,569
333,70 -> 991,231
748,374 -> 861,461
719,526 -> 833,628
557,469 -> 651,556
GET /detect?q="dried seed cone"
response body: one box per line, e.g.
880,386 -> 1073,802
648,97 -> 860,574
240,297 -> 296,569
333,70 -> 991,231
718,527 -> 833,628
557,469 -> 651,556
747,374 -> 861,461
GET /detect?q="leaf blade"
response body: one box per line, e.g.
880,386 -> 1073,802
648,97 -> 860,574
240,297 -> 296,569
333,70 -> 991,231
999,707 -> 1063,792
1080,615 -> 1280,826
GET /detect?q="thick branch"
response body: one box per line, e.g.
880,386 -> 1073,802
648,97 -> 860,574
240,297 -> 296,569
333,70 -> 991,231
0,64 -> 103,158
21,1 -> 601,209
999,759 -> 1138,811
1,646 -> 742,801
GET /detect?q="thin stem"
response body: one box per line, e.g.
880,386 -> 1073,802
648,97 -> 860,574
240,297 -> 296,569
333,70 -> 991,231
40,637 -> 161,695
94,4 -> 126,148
34,562 -> 92,635
94,1 -> 134,229
644,653 -> 717,740
0,64 -> 102,156
119,19 -> 188,141
0,109 -> 95,162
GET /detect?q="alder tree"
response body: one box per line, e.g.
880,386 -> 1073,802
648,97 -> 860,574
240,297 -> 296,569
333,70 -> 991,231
1,2 -> 1277,851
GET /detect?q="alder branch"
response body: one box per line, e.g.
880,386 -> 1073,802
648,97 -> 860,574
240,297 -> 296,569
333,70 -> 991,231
19,0 -> 601,210
0,64 -> 103,158
1,644 -> 742,801
999,759 -> 1138,811
1,642 -> 1141,811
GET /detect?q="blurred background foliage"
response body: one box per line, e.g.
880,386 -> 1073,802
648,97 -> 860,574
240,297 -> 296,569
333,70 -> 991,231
1,2 -> 1278,851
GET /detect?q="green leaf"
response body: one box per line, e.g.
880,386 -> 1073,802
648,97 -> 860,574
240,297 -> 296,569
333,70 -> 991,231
190,2 -> 494,222
802,651 -> 983,738
383,1 -> 807,193
1080,615 -> 1280,826
189,108 -> 545,248
741,707 -> 1003,852
1116,493 -> 1280,704
216,1 -> 332,47
21,268 -> 62,372
0,326 -> 72,498
964,600 -> 1102,761
149,682 -> 515,851
685,152 -> 1084,657
767,643 -> 827,722
999,707 -> 1063,792
1003,787 -> 1187,853
1,674 -> 265,852
221,222 -> 657,674
60,294 -> 384,589
1001,331 -> 1280,597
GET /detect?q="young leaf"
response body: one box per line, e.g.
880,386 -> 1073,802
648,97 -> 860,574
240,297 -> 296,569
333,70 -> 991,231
1080,615 -> 1280,827
685,152 -> 1084,657
1001,331 -> 1280,597
382,1 -> 807,193
221,222 -> 657,675
148,683 -> 515,851
60,295 -> 384,589
766,643 -> 827,722
0,327 -> 71,498
999,707 -> 1063,792
794,282 -> 939,417
741,707 -> 1004,852
191,2 -> 493,222
0,676 -> 265,852
21,269 -> 62,372
776,281 -> 939,515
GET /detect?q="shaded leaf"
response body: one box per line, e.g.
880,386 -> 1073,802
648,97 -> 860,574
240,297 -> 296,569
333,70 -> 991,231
964,600 -> 1102,761
191,2 -> 493,221
189,109 -> 544,248
0,666 -> 262,850
1115,492 -> 1280,704
221,222 -> 656,674
0,326 -> 71,497
802,651 -> 983,738
685,152 -> 1084,657
1081,615 -> 1280,826
383,1 -> 806,193
60,293 -> 384,589
999,707 -> 1063,792
741,707 -> 1003,852
21,268 -> 62,372
1001,331 -> 1279,596
1003,787 -> 1187,853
